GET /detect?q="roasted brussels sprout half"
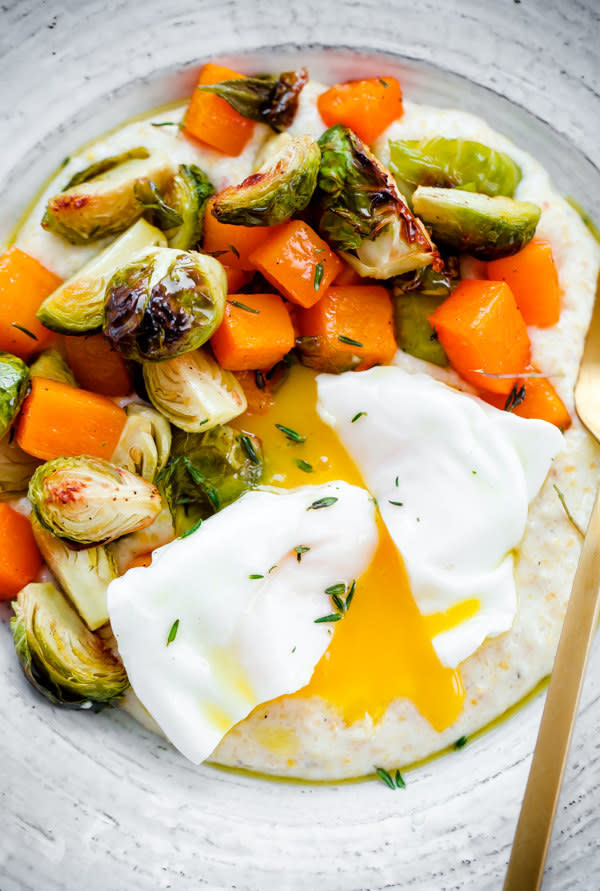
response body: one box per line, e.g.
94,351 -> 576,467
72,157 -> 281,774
0,352 -> 30,439
0,436 -> 40,500
211,134 -> 320,226
159,425 -> 263,535
196,67 -> 308,132
388,137 -> 522,202
31,515 -> 117,631
11,582 -> 128,708
103,247 -> 226,361
164,164 -> 215,250
28,456 -> 162,546
37,218 -> 167,334
111,403 -> 172,482
108,503 -> 175,575
393,293 -> 448,367
412,186 -> 541,260
42,147 -> 176,244
29,348 -> 77,386
142,347 -> 247,432
315,125 -> 440,279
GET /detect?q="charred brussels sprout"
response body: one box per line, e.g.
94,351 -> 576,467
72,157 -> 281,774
31,515 -> 117,631
412,186 -> 541,260
111,403 -> 172,482
196,67 -> 308,132
11,582 -> 128,708
42,148 -> 176,244
211,135 -> 320,226
28,456 -> 162,546
0,436 -> 40,500
29,349 -> 77,386
0,352 -> 30,439
388,137 -> 522,202
315,125 -> 440,279
164,165 -> 215,250
37,219 -> 167,335
159,425 -> 263,535
142,348 -> 247,432
103,247 -> 226,361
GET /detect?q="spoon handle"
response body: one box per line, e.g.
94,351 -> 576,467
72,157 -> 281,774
503,487 -> 600,890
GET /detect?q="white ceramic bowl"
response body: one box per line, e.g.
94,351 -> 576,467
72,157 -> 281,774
2,3 -> 600,888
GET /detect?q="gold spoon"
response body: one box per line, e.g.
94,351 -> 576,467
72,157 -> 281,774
504,273 -> 600,890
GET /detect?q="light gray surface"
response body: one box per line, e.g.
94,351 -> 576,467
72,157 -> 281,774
1,2 -> 600,889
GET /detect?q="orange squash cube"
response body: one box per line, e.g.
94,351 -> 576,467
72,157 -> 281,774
183,63 -> 255,156
211,293 -> 295,371
0,247 -> 61,359
486,239 -> 561,328
317,77 -> 404,144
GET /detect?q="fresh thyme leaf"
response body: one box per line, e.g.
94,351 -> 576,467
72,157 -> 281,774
166,619 -> 179,646
249,573 -> 264,579
345,580 -> 356,610
181,517 -> 203,538
338,335 -> 364,347
295,545 -> 310,562
268,564 -> 278,573
240,433 -> 260,464
553,484 -> 585,537
331,593 -> 346,613
295,458 -> 313,473
314,613 -> 342,624
375,766 -> 396,789
394,769 -> 406,788
379,78 -> 389,88
454,735 -> 468,750
151,121 -> 179,127
388,500 -> 404,507
228,243 -> 241,259
351,411 -> 367,423
395,476 -> 399,487
307,496 -> 338,511
275,423 -> 306,443
11,322 -> 38,341
325,583 -> 347,597
228,299 -> 260,314
504,383 -> 526,412
313,260 -> 324,290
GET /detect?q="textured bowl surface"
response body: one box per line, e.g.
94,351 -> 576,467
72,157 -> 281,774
1,2 -> 600,889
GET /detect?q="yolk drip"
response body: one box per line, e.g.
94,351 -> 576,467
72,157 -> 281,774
235,363 -> 467,731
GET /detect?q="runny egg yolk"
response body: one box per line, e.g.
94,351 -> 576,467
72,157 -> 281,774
234,363 -> 466,731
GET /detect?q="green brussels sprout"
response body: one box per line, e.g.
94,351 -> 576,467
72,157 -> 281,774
37,218 -> 167,334
296,336 -> 362,374
315,125 -> 440,279
196,67 -> 308,132
0,352 -> 30,439
142,347 -> 247,432
211,134 -> 321,226
31,515 -> 117,631
28,456 -> 162,546
103,247 -> 226,361
42,147 -> 176,244
29,348 -> 77,386
393,293 -> 448,366
412,186 -> 541,260
388,137 -> 522,202
111,402 -> 172,481
0,436 -> 40,500
159,425 -> 263,535
164,165 -> 215,250
11,581 -> 128,708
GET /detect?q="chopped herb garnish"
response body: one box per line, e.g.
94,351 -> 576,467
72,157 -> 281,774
307,496 -> 338,511
325,583 -> 347,597
295,458 -> 313,473
345,580 -> 356,610
395,476 -> 399,487
291,646 -> 296,654
504,383 -> 526,412
313,261 -> 324,290
249,573 -> 264,580
553,484 -> 585,537
151,121 -> 179,128
338,335 -> 363,348
181,517 -> 203,538
351,411 -> 367,423
255,369 -> 266,390
331,592 -> 346,613
228,243 -> 240,259
454,735 -> 468,750
388,500 -> 403,507
240,433 -> 260,464
295,545 -> 310,562
166,619 -> 179,646
379,78 -> 389,88
228,299 -> 260,314
314,613 -> 342,624
275,423 -> 306,443
268,564 -> 278,573
375,766 -> 406,789
394,769 -> 406,789
11,323 -> 38,341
